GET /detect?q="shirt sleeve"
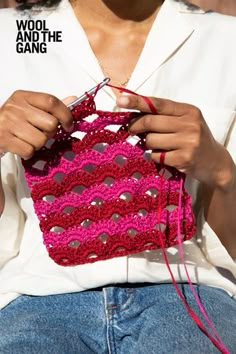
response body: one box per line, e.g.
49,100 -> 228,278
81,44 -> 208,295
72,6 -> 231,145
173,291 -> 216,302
197,112 -> 236,277
0,153 -> 25,268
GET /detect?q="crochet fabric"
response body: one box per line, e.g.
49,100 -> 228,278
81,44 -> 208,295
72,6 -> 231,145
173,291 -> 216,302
23,95 -> 196,266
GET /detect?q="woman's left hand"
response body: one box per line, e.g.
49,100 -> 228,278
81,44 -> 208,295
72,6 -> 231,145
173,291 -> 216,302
116,94 -> 234,190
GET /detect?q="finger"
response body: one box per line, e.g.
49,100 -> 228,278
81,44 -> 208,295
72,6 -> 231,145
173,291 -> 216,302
145,133 -> 179,151
13,122 -> 48,151
27,98 -> 77,135
20,91 -> 74,132
129,114 -> 183,135
116,94 -> 190,116
7,136 -> 35,160
151,149 -> 184,172
27,107 -> 59,135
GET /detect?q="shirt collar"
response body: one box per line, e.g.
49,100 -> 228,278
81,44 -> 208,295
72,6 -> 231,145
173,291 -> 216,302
51,0 -> 200,98
172,0 -> 206,14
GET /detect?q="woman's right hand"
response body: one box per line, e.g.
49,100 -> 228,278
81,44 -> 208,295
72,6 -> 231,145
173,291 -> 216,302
0,90 -> 74,160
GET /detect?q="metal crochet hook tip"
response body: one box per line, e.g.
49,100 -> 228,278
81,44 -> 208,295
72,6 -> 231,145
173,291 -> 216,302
67,77 -> 110,110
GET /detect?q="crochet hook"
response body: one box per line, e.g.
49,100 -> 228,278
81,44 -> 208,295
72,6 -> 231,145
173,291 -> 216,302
67,77 -> 111,110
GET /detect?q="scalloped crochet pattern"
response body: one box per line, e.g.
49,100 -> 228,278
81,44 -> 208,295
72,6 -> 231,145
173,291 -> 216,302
22,95 -> 196,266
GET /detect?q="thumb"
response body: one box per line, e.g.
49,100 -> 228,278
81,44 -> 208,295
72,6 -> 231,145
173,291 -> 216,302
61,96 -> 77,132
62,96 -> 77,106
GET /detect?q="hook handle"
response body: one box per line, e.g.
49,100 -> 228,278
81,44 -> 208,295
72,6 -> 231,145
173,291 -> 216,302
67,77 -> 110,110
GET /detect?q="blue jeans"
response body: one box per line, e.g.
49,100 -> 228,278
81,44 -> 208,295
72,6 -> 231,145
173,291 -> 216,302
0,284 -> 235,354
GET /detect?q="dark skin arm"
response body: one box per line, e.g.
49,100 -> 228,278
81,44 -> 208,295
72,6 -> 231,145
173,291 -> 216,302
0,90 -> 76,214
117,94 -> 236,259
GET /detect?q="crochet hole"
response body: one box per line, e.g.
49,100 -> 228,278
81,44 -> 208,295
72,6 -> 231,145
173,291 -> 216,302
51,226 -> 64,233
83,113 -> 99,122
68,240 -> 80,248
132,172 -> 142,180
119,192 -> 132,202
60,258 -> 69,264
111,213 -> 121,222
127,228 -> 138,237
174,233 -> 185,241
114,247 -> 126,253
144,242 -> 154,247
72,185 -> 86,194
154,223 -> 166,232
42,195 -> 55,203
138,209 -> 147,217
145,188 -> 158,197
82,163 -> 97,173
71,131 -> 86,139
159,168 -> 172,179
114,155 -> 127,167
90,198 -> 104,207
143,151 -> 152,162
103,177 -> 115,186
63,206 -> 74,214
53,172 -> 65,183
92,143 -> 108,153
63,151 -> 76,161
32,160 -> 47,171
99,233 -> 109,244
126,135 -> 141,146
165,204 -> 178,212
45,139 -> 55,148
81,219 -> 92,228
87,253 -> 98,259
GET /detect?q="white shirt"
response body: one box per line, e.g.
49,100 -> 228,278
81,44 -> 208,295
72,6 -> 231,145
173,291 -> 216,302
0,0 -> 235,310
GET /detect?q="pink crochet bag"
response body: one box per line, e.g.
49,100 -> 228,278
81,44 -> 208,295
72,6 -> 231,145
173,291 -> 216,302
22,89 -> 196,266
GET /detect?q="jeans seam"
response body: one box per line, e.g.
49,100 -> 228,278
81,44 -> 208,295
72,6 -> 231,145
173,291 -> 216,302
110,312 -> 117,354
103,288 -> 113,354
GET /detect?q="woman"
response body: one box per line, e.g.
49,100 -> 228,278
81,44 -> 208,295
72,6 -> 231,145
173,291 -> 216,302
0,0 -> 235,352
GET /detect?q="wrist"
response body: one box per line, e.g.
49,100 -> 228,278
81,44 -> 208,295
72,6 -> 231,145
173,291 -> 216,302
210,144 -> 236,192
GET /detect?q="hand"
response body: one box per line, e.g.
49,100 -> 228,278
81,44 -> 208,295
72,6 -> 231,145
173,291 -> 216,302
0,90 -> 76,160
117,94 -> 235,190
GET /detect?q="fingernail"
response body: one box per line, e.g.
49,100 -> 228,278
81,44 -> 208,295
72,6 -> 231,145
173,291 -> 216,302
129,129 -> 135,135
67,123 -> 74,132
117,96 -> 130,106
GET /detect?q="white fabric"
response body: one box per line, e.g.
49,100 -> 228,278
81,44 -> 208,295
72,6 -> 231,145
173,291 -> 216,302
0,0 -> 235,310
